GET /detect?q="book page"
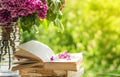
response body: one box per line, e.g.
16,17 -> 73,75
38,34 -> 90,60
14,49 -> 43,61
18,40 -> 55,62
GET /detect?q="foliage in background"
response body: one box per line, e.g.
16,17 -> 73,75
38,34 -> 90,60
22,0 -> 120,77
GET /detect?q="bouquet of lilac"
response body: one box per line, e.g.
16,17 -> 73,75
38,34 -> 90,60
0,0 -> 64,31
0,0 -> 65,72
0,0 -> 48,23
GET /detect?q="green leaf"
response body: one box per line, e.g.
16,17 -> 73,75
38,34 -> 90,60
46,0 -> 62,21
54,18 -> 64,32
58,11 -> 63,19
19,14 -> 41,33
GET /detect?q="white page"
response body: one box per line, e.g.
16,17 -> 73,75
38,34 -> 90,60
18,40 -> 55,62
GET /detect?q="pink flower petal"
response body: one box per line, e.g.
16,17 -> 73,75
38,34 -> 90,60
50,56 -> 54,61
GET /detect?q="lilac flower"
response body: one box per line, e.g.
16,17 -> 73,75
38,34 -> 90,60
0,0 -> 48,23
50,56 -> 54,61
50,51 -> 71,61
58,51 -> 71,60
36,4 -> 48,18
0,9 -> 13,23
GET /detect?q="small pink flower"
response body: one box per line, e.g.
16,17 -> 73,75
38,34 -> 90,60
50,56 -> 54,61
58,50 -> 71,60
66,55 -> 71,60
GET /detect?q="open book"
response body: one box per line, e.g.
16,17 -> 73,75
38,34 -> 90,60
12,40 -> 83,71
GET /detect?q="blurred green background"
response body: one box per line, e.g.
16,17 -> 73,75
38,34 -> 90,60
21,0 -> 120,77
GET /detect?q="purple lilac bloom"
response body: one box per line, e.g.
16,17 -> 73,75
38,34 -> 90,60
58,51 -> 71,60
0,0 -> 48,23
0,0 -> 48,17
0,9 -> 13,23
50,56 -> 54,61
36,3 -> 48,18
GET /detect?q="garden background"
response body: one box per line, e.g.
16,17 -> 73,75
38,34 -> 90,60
21,0 -> 120,77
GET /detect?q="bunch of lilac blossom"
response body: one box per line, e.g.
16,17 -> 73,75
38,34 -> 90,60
0,9 -> 13,23
0,0 -> 48,23
58,51 -> 71,60
50,50 -> 71,61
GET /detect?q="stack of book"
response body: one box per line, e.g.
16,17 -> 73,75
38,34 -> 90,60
12,40 -> 84,77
